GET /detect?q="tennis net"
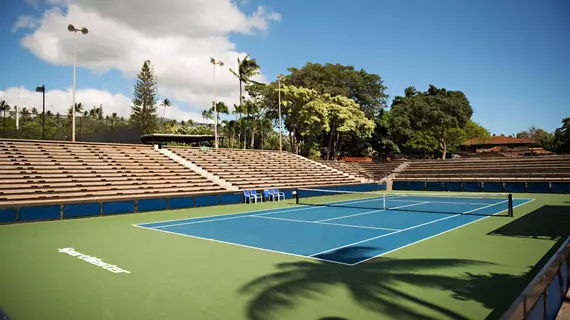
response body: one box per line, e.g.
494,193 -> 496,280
294,188 -> 514,217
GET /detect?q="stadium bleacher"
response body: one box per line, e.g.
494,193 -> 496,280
0,140 -> 226,207
395,157 -> 570,181
318,159 -> 406,181
168,147 -> 362,189
2,138 -> 569,211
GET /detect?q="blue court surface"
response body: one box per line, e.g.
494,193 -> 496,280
135,194 -> 534,266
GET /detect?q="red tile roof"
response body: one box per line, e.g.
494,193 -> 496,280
463,136 -> 536,146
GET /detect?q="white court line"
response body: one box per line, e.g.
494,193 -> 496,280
308,199 -> 512,258
318,201 -> 430,222
252,215 -> 400,231
136,193 -> 403,228
133,224 -> 353,266
386,199 -> 496,206
146,195 -> 389,229
133,198 -> 535,267
349,198 -> 536,265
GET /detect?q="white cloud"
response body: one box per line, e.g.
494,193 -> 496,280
14,0 -> 279,116
0,86 -> 204,123
12,15 -> 40,32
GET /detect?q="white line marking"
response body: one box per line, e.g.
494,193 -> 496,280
318,201 -> 430,222
133,224 -> 353,266
143,195 -> 387,228
252,215 -> 400,231
348,198 -> 535,265
153,214 -> 251,228
135,193 -> 390,227
387,199 -> 497,206
308,199 -> 513,258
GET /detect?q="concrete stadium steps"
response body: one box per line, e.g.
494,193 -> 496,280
167,147 -> 362,189
317,159 -> 407,181
394,156 -> 570,181
0,139 -> 226,206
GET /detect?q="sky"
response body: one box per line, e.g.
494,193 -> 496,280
0,0 -> 569,135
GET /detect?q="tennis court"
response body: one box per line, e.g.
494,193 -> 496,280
136,189 -> 533,265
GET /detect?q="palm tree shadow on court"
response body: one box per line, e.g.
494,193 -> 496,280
240,205 -> 570,320
239,246 -> 495,320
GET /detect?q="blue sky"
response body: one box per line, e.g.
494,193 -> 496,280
1,0 -> 569,135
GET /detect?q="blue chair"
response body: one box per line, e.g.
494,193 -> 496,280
262,190 -> 273,202
243,190 -> 257,204
250,190 -> 263,203
271,188 -> 285,201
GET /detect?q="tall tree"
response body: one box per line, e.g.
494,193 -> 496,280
323,94 -> 374,159
229,55 -> 261,118
553,118 -> 570,154
0,101 -> 9,133
516,126 -> 555,150
388,85 -> 473,159
208,101 -> 230,122
405,130 -> 439,158
371,109 -> 399,159
464,120 -> 490,142
131,60 -> 159,134
279,85 -> 327,154
160,98 -> 171,123
284,62 -> 388,118
111,112 -> 118,130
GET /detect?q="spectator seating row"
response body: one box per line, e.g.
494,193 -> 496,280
169,147 -> 362,190
318,160 -> 406,181
0,139 -> 226,207
395,156 -> 570,181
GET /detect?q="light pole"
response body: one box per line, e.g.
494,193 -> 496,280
68,24 -> 88,142
35,85 -> 45,139
277,74 -> 285,152
210,57 -> 224,149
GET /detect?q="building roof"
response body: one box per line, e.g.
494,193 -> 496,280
462,136 -> 536,146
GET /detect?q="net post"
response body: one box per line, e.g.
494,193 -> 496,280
295,188 -> 299,205
508,193 -> 513,217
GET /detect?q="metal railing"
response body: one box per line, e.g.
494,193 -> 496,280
501,236 -> 570,320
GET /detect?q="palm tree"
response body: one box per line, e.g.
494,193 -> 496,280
201,110 -> 211,124
21,108 -> 31,122
31,107 -> 39,118
0,100 -> 10,133
229,55 -> 261,120
160,98 -> 171,123
97,105 -> 103,120
67,103 -> 84,118
111,112 -> 118,130
208,101 -> 229,123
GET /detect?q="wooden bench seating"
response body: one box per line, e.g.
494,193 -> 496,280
396,156 -> 570,182
170,147 -> 361,189
0,140 -> 226,205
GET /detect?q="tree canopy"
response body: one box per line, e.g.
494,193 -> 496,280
2,56 -> 567,159
284,62 -> 388,118
553,118 -> 570,154
387,85 -> 474,159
